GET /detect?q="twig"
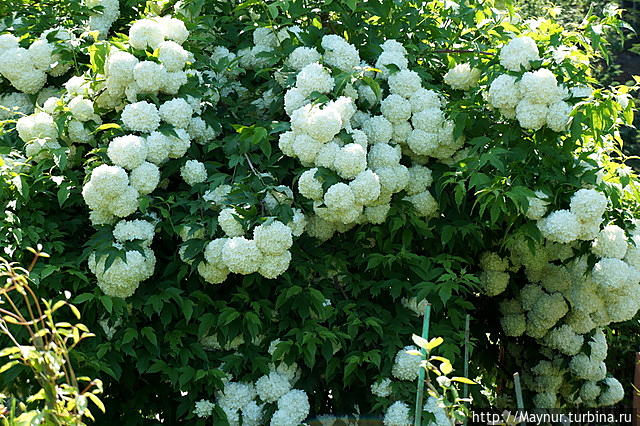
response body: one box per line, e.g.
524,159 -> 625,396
428,49 -> 495,56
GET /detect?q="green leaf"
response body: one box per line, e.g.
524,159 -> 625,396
141,327 -> 157,346
451,376 -> 477,385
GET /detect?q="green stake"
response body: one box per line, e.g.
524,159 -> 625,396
414,303 -> 432,426
514,372 -> 525,425
463,314 -> 470,400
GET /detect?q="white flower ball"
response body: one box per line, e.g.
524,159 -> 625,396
113,219 -> 155,244
350,170 -> 381,205
159,98 -> 193,129
368,143 -> 401,170
315,141 -> 340,169
259,251 -> 292,279
287,47 -> 321,71
145,131 -> 171,164
158,40 -> 189,72
333,143 -> 367,179
121,101 -> 160,133
387,69 -> 421,98
407,129 -> 438,156
363,115 -> 393,144
365,204 -> 391,224
197,261 -> 229,284
516,99 -> 548,130
592,258 -> 635,290
499,36 -> 540,72
272,390 -> 310,426
371,378 -> 393,398
324,183 -> 356,211
375,51 -> 409,78
598,378 -> 624,406
219,208 -> 244,237
180,159 -> 207,186
405,165 -> 433,195
381,94 -> 412,123
570,189 -> 608,222
546,101 -> 572,132
129,161 -> 160,195
222,237 -> 263,275
526,191 -> 549,220
167,128 -> 191,158
253,220 -> 293,255
321,34 -> 360,71
129,19 -> 164,50
68,96 -> 94,122
298,168 -> 324,201
520,68 -> 561,105
284,88 -> 309,116
110,186 -> 140,217
133,61 -> 167,93
295,62 -> 334,97
383,401 -> 411,426
406,190 -> 438,217
391,345 -> 421,381
444,63 -> 481,90
488,74 -> 522,110
107,135 -> 148,170
409,88 -> 441,113
292,133 -> 323,164
592,225 -> 628,259
155,16 -> 189,44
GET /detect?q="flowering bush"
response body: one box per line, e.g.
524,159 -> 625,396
0,0 -> 638,423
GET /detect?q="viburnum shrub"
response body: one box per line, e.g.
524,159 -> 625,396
0,0 -> 638,424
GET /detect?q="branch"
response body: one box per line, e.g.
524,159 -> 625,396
429,49 -> 495,56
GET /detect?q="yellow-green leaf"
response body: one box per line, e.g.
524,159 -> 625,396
451,376 -> 477,385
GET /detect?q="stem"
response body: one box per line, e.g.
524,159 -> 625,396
429,49 -> 494,56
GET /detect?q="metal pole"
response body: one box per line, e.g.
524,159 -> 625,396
414,303 -> 432,426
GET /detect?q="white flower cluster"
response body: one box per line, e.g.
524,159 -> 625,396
371,378 -> 393,397
383,401 -> 411,426
215,355 -> 309,426
538,188 -> 608,243
488,37 -> 576,132
0,30 -> 72,94
444,63 -> 481,91
193,399 -> 215,418
280,37 -> 443,242
60,17 -> 217,297
197,218 -> 294,284
478,252 -> 510,296
391,345 -> 421,381
423,396 -> 453,426
0,92 -> 34,120
494,185 -> 640,407
88,245 -> 155,298
84,0 -> 120,37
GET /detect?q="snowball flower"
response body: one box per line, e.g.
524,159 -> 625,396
121,101 -> 160,133
592,225 -> 628,259
381,94 -> 412,122
499,36 -> 540,72
193,400 -> 215,418
219,208 -> 244,237
350,170 -> 381,205
295,62 -> 334,97
333,143 -> 367,179
515,99 -> 548,130
68,96 -> 94,122
129,162 -> 160,194
159,98 -> 193,129
570,189 -> 608,222
158,40 -> 189,71
362,115 -> 393,144
271,390 -> 310,425
253,220 -> 293,255
391,346 -> 421,381
375,51 -> 409,78
383,401 -> 411,426
222,237 -> 263,275
129,19 -> 164,50
520,69 -> 560,105
371,378 -> 392,397
133,61 -> 167,93
324,183 -> 356,211
178,159 -> 206,185
321,34 -> 360,71
255,371 -> 292,403
113,219 -> 155,244
592,258 -> 635,290
598,377 -> 624,406
444,63 -> 481,90
526,191 -> 549,220
546,101 -> 572,132
258,251 -> 291,279
107,135 -> 147,170
298,168 -> 324,201
387,69 -> 421,98
287,47 -> 321,71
